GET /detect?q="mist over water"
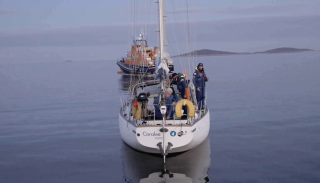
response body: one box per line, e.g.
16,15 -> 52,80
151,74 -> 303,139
1,52 -> 320,182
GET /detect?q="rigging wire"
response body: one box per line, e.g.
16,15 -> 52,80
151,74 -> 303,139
124,0 -> 155,96
191,0 -> 197,73
170,0 -> 194,75
177,0 -> 192,75
169,0 -> 184,73
123,0 -> 199,96
185,0 -> 192,76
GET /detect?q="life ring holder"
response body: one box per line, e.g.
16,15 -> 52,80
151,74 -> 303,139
175,99 -> 195,118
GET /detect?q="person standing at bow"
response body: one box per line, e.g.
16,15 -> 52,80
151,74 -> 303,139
193,63 -> 209,109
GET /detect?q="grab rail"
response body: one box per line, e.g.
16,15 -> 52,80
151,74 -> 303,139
122,102 -> 201,126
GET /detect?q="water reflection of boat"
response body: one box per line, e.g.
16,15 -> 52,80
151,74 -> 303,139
121,138 -> 211,183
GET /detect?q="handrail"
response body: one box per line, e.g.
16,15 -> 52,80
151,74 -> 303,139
130,80 -> 160,96
122,102 -> 199,126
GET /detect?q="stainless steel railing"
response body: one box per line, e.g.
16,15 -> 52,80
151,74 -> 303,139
121,102 -> 207,126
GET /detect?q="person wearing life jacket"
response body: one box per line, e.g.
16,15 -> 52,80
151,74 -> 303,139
193,63 -> 209,109
154,88 -> 178,120
171,73 -> 187,99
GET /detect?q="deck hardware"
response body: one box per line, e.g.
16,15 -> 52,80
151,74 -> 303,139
160,128 -> 168,132
157,142 -> 173,156
159,169 -> 174,178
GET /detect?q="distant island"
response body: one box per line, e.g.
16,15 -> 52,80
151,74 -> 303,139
64,60 -> 73,62
253,48 -> 315,54
172,47 -> 316,58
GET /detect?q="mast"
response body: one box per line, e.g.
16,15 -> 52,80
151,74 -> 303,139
156,0 -> 169,77
158,0 -> 168,165
159,0 -> 165,62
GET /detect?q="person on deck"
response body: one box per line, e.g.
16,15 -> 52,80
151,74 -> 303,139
154,88 -> 178,120
171,73 -> 187,99
193,63 -> 209,109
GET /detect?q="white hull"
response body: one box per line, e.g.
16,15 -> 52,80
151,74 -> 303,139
119,110 -> 210,154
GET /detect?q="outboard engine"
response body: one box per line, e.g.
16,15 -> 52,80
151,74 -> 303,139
137,93 -> 148,102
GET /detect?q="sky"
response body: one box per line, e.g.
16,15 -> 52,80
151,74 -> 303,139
0,0 -> 320,64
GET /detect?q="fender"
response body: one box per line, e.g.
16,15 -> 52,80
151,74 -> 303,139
131,99 -> 138,117
175,99 -> 195,118
134,102 -> 142,120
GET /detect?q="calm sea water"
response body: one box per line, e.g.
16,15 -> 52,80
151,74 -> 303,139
1,52 -> 320,183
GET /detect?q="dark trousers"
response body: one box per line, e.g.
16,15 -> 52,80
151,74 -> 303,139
178,85 -> 185,98
196,87 -> 205,109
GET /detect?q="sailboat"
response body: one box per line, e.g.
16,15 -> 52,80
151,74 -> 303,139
119,0 -> 210,160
